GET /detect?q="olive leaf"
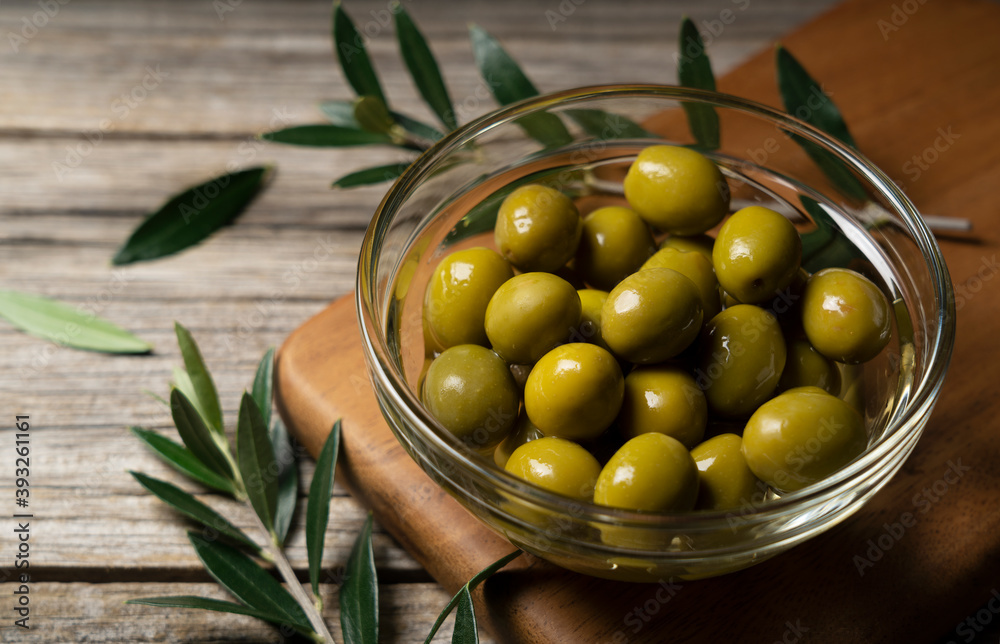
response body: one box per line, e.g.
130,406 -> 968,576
260,125 -> 393,147
269,417 -> 299,546
423,550 -> 522,643
395,3 -> 457,130
175,322 -> 224,433
130,427 -> 238,496
307,420 -> 342,600
0,289 -> 151,354
677,17 -> 720,149
170,389 -> 234,480
113,167 -> 270,266
332,163 -> 411,189
236,393 -> 279,536
451,587 -> 478,644
353,95 -> 396,135
341,512 -> 378,644
319,99 -> 361,127
564,109 -> 652,140
251,347 -> 275,430
333,2 -> 387,106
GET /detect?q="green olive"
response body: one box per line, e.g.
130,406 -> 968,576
778,338 -> 842,395
574,206 -> 656,290
742,388 -> 867,492
618,366 -> 706,448
594,433 -> 699,512
623,145 -> 730,235
421,345 -> 520,450
641,246 -> 722,319
485,272 -> 581,364
601,268 -> 703,364
423,247 -> 514,349
494,412 -> 545,469
505,436 -> 601,501
697,304 -> 786,418
575,288 -> 610,350
660,234 -> 715,265
713,206 -> 802,304
690,434 -> 761,511
525,343 -> 624,442
801,268 -> 892,364
495,184 -> 582,272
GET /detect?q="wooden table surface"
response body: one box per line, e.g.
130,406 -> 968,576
6,0 -> 986,642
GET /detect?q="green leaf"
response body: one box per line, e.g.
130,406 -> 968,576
260,124 -> 392,147
130,427 -> 237,495
236,393 -> 279,535
130,471 -> 258,552
564,109 -> 652,139
395,4 -> 456,130
187,532 -> 312,632
776,45 -> 856,148
332,163 -> 411,189
0,290 -> 151,354
251,347 -> 275,430
799,195 -> 861,270
333,3 -> 387,105
269,417 -> 298,546
677,17 -> 720,149
391,111 -> 444,142
319,100 -> 361,127
451,586 -> 478,644
170,389 -> 233,480
341,512 -> 378,644
174,322 -> 224,434
353,95 -> 395,134
112,167 -> 269,265
468,24 -> 572,148
423,550 -> 521,644
126,595 -> 314,637
307,421 -> 341,599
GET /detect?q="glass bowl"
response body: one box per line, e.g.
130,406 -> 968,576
356,85 -> 955,582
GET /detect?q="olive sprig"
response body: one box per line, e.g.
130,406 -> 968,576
127,322 -> 522,642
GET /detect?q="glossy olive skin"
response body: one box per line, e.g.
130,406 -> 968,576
618,366 -> 707,448
713,206 -> 802,304
691,433 -> 761,511
594,433 -> 699,512
525,343 -> 624,442
778,338 -> 842,395
423,247 -> 514,349
495,184 -> 582,272
505,436 -> 601,501
485,272 -> 581,364
742,388 -> 867,492
801,268 -> 892,364
642,246 -> 722,320
494,412 -> 545,469
421,345 -> 520,450
697,305 -> 787,418
660,234 -> 715,265
623,145 -> 730,235
575,206 -> 656,290
575,289 -> 610,350
601,268 -> 704,364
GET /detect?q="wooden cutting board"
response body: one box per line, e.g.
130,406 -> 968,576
275,0 -> 1000,641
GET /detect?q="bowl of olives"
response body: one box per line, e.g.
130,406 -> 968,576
356,85 -> 955,581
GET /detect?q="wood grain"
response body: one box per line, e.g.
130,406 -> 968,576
275,1 -> 1000,643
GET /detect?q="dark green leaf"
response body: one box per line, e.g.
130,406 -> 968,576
788,134 -> 868,201
269,417 -> 298,546
260,124 -> 392,147
396,4 -> 456,129
175,322 -> 224,433
677,17 -> 720,149
307,421 -> 341,598
341,512 -> 378,644
187,532 -> 312,631
423,550 -> 521,644
126,595 -> 314,636
799,195 -> 861,270
332,163 -> 411,189
353,95 -> 395,134
333,3 -> 387,105
131,427 -> 237,495
776,45 -> 856,148
112,167 -> 269,265
170,389 -> 233,480
451,586 -> 478,644
130,471 -> 258,552
468,24 -> 572,148
564,109 -> 652,139
319,100 -> 361,127
391,111 -> 444,142
0,290 -> 151,354
251,347 -> 275,430
237,393 -> 279,535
